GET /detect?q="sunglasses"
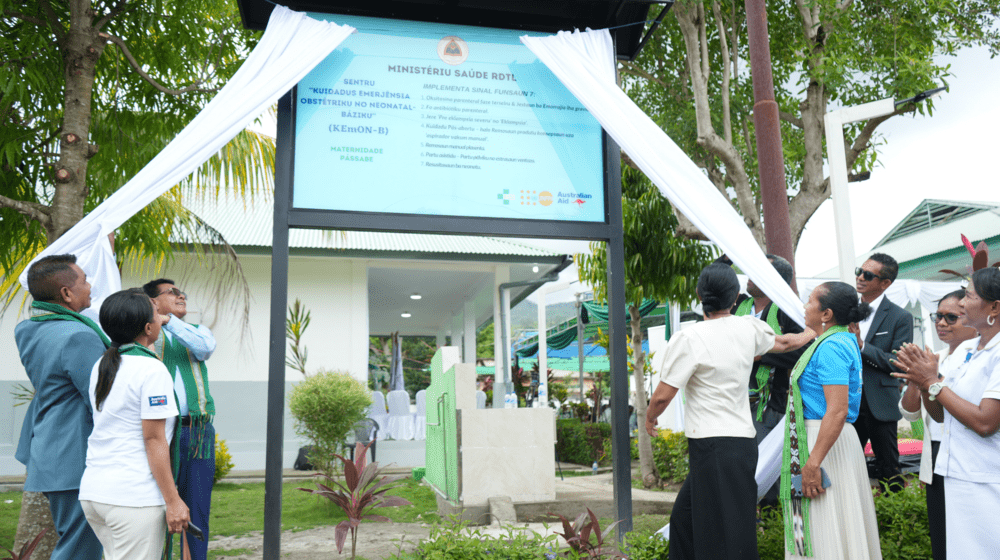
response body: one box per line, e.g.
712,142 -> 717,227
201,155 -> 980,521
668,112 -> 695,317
930,313 -> 961,325
855,268 -> 885,282
157,287 -> 187,298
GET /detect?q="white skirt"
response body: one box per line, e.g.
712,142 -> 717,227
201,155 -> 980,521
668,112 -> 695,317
944,477 -> 1000,558
787,421 -> 882,560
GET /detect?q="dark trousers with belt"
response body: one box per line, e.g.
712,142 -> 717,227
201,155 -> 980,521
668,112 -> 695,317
177,421 -> 216,560
928,440 -> 946,560
669,436 -> 759,560
853,396 -> 902,491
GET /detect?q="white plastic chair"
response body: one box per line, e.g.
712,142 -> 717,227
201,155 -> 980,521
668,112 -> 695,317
385,390 -> 415,440
476,390 -> 487,409
368,391 -> 389,439
413,390 -> 427,441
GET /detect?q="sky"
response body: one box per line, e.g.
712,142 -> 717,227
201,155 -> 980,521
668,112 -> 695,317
520,44 -> 1000,304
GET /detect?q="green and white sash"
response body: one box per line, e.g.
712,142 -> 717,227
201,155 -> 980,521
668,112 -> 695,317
780,325 -> 848,556
736,298 -> 782,422
29,301 -> 111,347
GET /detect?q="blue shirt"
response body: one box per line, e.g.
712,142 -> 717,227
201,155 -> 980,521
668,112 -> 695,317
797,332 -> 863,423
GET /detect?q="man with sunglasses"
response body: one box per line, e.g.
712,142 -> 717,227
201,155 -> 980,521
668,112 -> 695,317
142,278 -> 217,560
849,253 -> 913,492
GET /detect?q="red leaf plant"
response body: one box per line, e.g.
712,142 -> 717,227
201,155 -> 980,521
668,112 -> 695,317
2,529 -> 48,560
550,508 -> 623,559
940,235 -> 1000,280
298,441 -> 411,559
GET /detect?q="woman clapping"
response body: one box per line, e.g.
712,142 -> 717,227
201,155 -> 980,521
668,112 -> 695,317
894,268 -> 1000,559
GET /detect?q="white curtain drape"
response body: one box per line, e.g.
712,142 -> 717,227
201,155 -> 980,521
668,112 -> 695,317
19,6 -> 355,315
520,29 -> 805,326
797,278 -> 961,315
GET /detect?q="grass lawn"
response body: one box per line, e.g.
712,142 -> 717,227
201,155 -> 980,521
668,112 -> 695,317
1,490 -> 22,546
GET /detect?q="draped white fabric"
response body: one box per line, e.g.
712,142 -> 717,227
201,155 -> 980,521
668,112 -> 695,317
797,278 -> 961,316
520,29 -> 805,327
18,6 -> 355,315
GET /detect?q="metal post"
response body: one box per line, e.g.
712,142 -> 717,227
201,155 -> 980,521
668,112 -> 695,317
605,132 -> 632,540
576,293 -> 585,402
744,0 -> 794,267
263,91 -> 293,560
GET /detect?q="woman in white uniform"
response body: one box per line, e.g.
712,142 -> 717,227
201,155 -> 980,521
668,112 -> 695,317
79,289 -> 190,559
894,267 -> 1000,559
645,263 -> 815,560
898,288 -> 977,559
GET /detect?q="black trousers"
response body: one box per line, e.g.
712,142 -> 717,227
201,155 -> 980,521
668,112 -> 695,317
669,437 -> 759,560
928,440 -> 946,560
853,395 -> 902,491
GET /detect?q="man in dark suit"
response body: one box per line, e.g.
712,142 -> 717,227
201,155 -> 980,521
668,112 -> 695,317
850,252 -> 913,492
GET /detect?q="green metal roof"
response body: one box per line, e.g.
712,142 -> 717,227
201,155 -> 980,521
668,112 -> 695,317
875,200 -> 999,248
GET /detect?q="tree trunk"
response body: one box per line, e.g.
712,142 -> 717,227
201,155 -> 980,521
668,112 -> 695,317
12,491 -> 58,558
630,305 -> 659,488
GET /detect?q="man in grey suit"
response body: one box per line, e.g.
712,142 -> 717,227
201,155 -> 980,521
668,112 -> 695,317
15,255 -> 107,560
849,252 -> 913,492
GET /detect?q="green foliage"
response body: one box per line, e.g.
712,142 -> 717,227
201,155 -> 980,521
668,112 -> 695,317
556,419 -> 612,465
650,430 -> 689,485
623,530 -> 670,560
755,507 -> 787,560
0,529 -> 47,560
400,521 -> 560,560
299,442 -> 412,559
288,371 -> 372,477
0,0 -> 271,307
213,436 -> 235,485
577,166 -> 715,309
476,323 -> 495,362
286,299 -> 312,376
874,481 -> 932,560
369,335 -> 436,397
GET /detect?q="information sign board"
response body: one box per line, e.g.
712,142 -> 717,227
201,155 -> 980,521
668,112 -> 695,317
293,14 -> 607,223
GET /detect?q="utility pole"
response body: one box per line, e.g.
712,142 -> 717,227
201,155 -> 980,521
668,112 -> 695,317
744,0 -> 794,268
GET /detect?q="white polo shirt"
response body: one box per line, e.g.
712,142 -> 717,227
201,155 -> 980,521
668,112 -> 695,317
80,354 -> 178,507
659,315 -> 775,439
934,334 -> 1000,484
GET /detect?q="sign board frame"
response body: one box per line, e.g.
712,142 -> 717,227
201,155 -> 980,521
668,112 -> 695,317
264,17 -> 632,558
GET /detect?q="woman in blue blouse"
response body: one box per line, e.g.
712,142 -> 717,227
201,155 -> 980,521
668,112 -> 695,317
782,281 -> 882,559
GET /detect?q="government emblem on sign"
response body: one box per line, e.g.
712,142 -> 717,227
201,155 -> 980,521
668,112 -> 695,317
437,36 -> 469,65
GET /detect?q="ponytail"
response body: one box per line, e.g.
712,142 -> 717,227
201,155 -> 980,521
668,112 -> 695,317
95,343 -> 122,411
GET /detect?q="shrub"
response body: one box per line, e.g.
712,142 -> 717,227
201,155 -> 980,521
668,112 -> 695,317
214,436 -> 235,484
623,530 -> 669,560
650,430 -> 689,484
874,481 -> 932,560
556,419 -> 612,466
400,521 -> 559,559
288,370 -> 372,477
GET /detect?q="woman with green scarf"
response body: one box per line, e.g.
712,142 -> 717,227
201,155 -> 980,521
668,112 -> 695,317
782,281 -> 881,559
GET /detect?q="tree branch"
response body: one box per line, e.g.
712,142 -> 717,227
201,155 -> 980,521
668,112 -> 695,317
620,61 -> 670,90
779,110 -> 804,129
95,0 -> 135,30
36,0 -> 66,43
0,195 -> 52,226
845,106 -> 908,169
102,33 -> 215,95
3,10 -> 47,27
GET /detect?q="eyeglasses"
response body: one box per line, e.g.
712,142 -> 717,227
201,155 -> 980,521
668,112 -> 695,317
157,287 -> 187,298
855,268 -> 885,282
930,312 -> 961,325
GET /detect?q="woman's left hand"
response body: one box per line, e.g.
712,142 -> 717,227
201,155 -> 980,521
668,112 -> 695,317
891,343 -> 939,390
801,462 -> 826,498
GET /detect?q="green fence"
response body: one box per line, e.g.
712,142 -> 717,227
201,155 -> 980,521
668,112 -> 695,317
425,349 -> 459,503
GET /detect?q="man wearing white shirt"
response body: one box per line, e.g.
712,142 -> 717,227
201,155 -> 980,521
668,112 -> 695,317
143,279 -> 217,560
849,253 -> 913,492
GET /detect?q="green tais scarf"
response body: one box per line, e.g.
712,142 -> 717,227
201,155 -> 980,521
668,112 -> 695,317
736,298 -> 782,422
155,329 -> 215,460
780,324 -> 848,556
29,301 -> 111,347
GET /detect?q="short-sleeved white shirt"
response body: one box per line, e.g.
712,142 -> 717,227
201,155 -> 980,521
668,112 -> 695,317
658,315 -> 776,439
934,334 -> 1000,483
79,354 -> 178,507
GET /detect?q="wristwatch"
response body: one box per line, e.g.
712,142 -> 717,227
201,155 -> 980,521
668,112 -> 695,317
928,381 -> 946,401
